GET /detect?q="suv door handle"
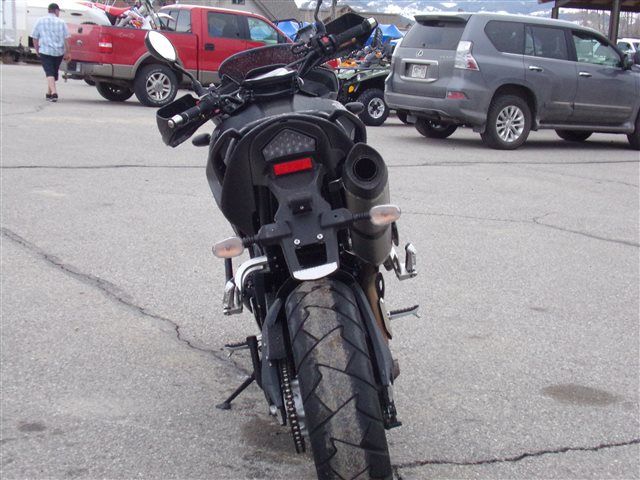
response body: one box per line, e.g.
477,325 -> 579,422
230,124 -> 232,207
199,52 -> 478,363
204,43 -> 215,51
528,65 -> 544,72
578,71 -> 592,77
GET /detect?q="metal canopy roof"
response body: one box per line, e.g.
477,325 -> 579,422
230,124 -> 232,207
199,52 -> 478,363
539,0 -> 640,12
539,0 -> 639,40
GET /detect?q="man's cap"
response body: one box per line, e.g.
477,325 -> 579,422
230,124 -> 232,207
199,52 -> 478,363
48,3 -> 60,12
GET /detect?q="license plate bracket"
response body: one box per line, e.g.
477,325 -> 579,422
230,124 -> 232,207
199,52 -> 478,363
410,64 -> 427,79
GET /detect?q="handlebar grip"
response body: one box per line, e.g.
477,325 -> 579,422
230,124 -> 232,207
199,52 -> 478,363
167,94 -> 219,129
331,17 -> 378,50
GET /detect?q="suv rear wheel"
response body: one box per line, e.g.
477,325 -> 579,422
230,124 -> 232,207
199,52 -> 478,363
481,94 -> 531,150
357,88 -> 389,126
415,119 -> 458,139
134,64 -> 178,107
556,130 -> 592,142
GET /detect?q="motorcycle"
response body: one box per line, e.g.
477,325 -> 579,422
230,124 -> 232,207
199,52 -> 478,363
145,2 -> 418,478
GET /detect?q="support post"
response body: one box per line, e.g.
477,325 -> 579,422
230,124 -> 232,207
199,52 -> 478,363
608,0 -> 621,42
551,4 -> 559,19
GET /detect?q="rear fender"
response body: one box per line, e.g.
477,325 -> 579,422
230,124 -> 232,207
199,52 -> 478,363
261,274 -> 394,392
263,167 -> 341,281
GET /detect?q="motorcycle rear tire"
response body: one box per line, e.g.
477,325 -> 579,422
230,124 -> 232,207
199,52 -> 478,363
285,279 -> 392,480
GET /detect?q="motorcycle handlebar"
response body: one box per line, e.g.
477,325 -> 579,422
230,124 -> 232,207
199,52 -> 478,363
330,17 -> 378,52
168,93 -> 219,128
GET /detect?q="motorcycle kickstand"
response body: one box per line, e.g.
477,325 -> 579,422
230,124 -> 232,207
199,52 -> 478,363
215,373 -> 255,410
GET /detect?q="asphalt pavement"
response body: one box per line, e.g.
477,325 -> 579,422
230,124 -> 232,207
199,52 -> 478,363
1,64 -> 639,480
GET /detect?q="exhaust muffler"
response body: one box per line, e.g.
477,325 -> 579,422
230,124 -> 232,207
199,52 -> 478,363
342,143 -> 392,266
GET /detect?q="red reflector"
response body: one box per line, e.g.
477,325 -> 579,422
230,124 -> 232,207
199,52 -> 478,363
273,157 -> 313,176
447,91 -> 467,100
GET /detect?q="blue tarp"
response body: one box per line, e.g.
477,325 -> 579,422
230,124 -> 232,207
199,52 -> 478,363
276,20 -> 311,40
365,24 -> 404,46
276,20 -> 300,39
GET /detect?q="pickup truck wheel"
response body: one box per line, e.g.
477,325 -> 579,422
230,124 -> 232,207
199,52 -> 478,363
95,82 -> 134,102
357,88 -> 389,126
415,118 -> 458,138
397,110 -> 410,124
134,64 -> 177,107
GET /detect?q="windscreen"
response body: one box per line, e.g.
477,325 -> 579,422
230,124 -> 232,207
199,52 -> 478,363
402,19 -> 466,50
219,44 -> 304,84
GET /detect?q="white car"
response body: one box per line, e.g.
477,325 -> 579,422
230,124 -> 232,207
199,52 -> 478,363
617,37 -> 640,62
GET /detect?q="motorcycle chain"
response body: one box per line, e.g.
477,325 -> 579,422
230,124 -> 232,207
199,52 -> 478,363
280,362 -> 306,454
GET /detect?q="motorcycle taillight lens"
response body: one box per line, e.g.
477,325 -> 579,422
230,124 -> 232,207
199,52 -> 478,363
98,35 -> 113,53
273,157 -> 313,176
262,129 -> 316,161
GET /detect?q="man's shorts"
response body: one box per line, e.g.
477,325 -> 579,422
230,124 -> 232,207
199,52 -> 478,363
40,54 -> 64,81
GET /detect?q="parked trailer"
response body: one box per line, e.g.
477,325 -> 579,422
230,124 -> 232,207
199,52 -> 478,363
0,0 -> 109,61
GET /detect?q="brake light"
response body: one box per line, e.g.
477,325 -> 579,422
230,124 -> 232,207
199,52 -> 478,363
273,157 -> 313,176
98,34 -> 113,53
454,41 -> 479,71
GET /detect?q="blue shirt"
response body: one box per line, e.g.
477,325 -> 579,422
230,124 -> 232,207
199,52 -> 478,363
31,14 -> 70,57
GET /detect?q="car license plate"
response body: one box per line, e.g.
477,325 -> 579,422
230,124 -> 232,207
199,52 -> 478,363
410,64 -> 427,79
75,62 -> 82,73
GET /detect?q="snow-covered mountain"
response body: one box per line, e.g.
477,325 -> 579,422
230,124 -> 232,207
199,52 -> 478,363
296,1 -> 552,17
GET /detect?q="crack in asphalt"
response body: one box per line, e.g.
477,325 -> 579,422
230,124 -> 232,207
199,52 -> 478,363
405,211 -> 639,248
515,165 -> 639,188
388,159 -> 639,167
3,158 -> 639,171
1,165 -> 201,170
2,103 -> 49,117
1,226 -> 250,376
393,438 -> 640,475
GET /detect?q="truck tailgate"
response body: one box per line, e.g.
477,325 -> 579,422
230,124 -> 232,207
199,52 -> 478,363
68,23 -> 199,74
68,23 -> 107,63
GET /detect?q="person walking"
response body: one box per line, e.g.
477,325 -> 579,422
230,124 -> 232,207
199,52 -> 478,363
31,3 -> 71,102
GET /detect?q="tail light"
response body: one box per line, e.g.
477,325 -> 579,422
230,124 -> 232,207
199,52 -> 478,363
98,34 -> 113,53
454,41 -> 479,71
273,157 -> 313,176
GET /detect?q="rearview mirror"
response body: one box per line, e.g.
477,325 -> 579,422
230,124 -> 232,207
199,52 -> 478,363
145,30 -> 177,64
622,54 -> 634,70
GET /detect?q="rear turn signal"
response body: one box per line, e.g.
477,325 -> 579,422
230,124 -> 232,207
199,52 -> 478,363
369,204 -> 401,226
273,157 -> 313,176
212,237 -> 244,258
454,41 -> 479,71
98,34 -> 113,53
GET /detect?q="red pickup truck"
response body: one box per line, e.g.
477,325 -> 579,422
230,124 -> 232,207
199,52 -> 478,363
64,4 -> 289,106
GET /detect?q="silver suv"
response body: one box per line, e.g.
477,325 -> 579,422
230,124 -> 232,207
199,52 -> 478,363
385,13 -> 640,150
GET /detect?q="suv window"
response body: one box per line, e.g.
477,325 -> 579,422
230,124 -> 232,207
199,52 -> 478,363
247,17 -> 279,44
525,26 -> 568,60
574,32 -> 620,66
485,21 -> 524,54
402,20 -> 465,50
208,12 -> 243,39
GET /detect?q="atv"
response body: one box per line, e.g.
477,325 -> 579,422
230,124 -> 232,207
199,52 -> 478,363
337,61 -> 390,126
